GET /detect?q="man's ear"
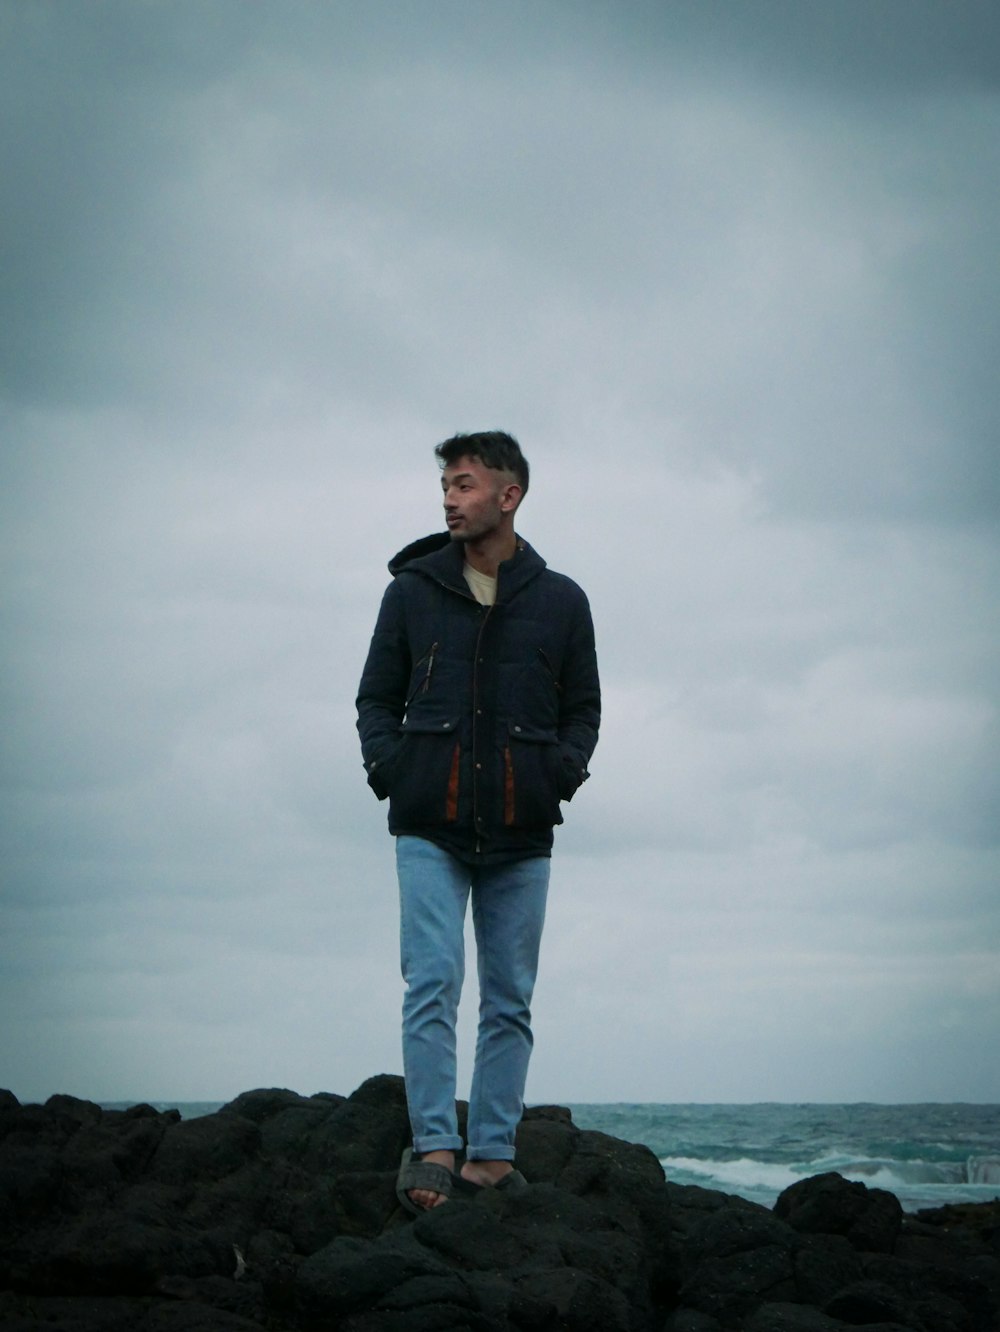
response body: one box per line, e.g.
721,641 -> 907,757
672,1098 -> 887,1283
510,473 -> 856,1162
500,483 -> 522,513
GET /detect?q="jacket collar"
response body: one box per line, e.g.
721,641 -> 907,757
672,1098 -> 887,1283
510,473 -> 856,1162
388,532 -> 546,601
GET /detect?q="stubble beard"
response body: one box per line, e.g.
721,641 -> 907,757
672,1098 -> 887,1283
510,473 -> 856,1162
448,505 -> 502,545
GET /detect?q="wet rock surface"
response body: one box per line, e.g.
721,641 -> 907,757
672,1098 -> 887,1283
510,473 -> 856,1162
1,1076 -> 997,1330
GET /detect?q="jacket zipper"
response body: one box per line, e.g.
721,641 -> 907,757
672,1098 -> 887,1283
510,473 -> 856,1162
472,603 -> 493,854
431,570 -> 497,855
537,647 -> 561,692
404,642 -> 438,707
421,642 -> 438,692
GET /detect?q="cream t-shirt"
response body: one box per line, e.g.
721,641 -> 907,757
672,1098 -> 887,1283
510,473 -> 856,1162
464,564 -> 497,606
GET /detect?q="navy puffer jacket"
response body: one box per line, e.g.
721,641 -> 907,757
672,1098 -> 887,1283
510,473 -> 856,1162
356,533 -> 600,864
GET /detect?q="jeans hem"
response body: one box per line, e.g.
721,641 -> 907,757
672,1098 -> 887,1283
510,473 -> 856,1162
412,1134 -> 464,1155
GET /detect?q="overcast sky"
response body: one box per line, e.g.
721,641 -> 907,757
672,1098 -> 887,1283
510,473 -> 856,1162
2,0 -> 998,1107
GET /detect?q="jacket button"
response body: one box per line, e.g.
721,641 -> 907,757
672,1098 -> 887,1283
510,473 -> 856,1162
514,725 -> 522,733
476,763 -> 482,770
442,721 -> 451,728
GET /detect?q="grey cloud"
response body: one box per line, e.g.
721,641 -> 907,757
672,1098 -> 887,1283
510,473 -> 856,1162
6,3 -> 996,518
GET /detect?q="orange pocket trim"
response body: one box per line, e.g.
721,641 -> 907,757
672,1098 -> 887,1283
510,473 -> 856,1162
445,742 -> 461,822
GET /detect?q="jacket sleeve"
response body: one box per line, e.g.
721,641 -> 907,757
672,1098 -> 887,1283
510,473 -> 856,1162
556,589 -> 601,800
356,581 -> 410,799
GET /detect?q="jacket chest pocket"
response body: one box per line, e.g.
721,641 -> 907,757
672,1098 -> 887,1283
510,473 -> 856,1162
510,649 -> 561,730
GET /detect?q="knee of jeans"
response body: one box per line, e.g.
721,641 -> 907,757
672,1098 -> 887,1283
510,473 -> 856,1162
405,963 -> 464,998
482,972 -> 536,1008
485,1000 -> 532,1028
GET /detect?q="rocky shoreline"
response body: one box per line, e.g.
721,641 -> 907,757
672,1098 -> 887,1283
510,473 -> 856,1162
1,1075 -> 997,1330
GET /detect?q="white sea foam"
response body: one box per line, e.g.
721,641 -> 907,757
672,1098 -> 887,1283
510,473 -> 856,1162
662,1155 -> 804,1194
969,1155 -> 1000,1185
661,1151 -> 1000,1211
818,1156 -> 966,1187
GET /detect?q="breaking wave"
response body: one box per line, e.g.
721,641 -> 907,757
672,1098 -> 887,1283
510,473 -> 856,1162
660,1151 -> 1000,1211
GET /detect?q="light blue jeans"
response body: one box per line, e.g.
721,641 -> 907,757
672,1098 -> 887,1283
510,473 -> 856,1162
395,835 -> 550,1161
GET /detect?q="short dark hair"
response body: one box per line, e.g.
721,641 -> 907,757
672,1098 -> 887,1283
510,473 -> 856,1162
434,431 -> 529,497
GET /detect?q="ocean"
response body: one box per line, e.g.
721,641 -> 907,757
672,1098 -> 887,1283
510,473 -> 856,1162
566,1102 -> 1000,1213
105,1100 -> 1000,1215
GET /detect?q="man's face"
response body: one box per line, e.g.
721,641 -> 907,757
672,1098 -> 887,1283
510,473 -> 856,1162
441,455 -> 517,543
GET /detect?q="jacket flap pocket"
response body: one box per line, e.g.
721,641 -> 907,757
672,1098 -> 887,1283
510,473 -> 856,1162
401,712 -> 460,736
507,720 -> 558,744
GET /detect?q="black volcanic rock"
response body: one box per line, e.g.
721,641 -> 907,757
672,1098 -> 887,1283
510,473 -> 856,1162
0,1078 -> 997,1331
774,1170 -> 904,1254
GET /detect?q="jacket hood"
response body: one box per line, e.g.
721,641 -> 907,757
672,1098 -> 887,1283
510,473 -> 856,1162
388,531 -> 452,575
388,532 -> 547,599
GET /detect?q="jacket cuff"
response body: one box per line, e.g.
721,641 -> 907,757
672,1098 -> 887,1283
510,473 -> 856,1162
557,749 -> 589,801
364,757 -> 391,801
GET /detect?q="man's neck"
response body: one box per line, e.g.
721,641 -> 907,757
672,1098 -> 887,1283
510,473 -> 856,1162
463,530 -> 517,579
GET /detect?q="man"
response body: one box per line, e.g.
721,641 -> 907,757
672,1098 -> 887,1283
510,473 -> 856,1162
356,431 -> 600,1212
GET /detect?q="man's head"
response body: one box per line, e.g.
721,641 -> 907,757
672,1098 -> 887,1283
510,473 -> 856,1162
435,432 -> 528,548
434,432 -> 529,498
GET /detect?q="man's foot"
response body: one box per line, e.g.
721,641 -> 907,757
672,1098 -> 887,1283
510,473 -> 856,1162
458,1160 -> 525,1189
396,1148 -> 455,1213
